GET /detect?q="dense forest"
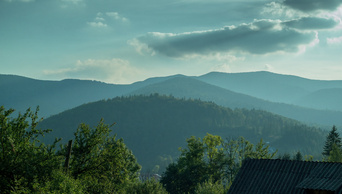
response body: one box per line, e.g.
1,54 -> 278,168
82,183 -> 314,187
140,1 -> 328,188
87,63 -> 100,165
1,105 -> 340,193
39,94 -> 326,171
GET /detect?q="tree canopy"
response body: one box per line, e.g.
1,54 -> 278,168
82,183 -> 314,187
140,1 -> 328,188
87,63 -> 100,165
0,106 -> 143,193
160,134 -> 277,194
322,125 -> 342,158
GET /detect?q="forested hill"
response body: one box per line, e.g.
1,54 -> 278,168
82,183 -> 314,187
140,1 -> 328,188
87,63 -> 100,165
129,76 -> 342,126
39,94 -> 326,171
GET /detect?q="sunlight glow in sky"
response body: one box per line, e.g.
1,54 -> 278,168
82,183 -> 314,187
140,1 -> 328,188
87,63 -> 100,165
1,0 -> 342,83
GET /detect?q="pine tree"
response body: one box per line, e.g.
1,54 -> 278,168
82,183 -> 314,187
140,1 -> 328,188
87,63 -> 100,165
322,125 -> 342,157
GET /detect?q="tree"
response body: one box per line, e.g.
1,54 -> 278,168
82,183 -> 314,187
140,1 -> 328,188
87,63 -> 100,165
322,125 -> 342,158
161,134 -> 277,194
125,179 -> 168,194
0,106 -> 61,193
161,136 -> 210,194
224,137 -> 276,185
328,143 -> 342,162
195,178 -> 227,194
63,119 -> 141,193
293,151 -> 303,161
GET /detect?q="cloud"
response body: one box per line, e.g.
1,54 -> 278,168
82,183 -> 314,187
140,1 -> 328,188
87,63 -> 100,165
210,63 -> 232,73
132,19 -> 318,58
43,58 -> 144,84
127,39 -> 156,56
87,13 -> 108,28
283,17 -> 339,30
106,12 -> 129,22
87,21 -> 108,28
87,12 -> 128,28
327,36 -> 342,44
264,64 -> 275,72
283,0 -> 342,12
95,17 -> 105,22
262,2 -> 303,18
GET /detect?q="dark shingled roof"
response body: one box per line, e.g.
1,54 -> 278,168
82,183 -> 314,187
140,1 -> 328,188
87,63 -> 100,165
228,159 -> 342,194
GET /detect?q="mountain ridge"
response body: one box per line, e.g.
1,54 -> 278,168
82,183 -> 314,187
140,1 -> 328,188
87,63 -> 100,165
2,71 -> 342,127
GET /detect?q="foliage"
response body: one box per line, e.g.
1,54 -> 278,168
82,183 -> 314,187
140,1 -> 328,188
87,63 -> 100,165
304,155 -> 314,161
195,178 -> 227,194
124,179 -> 168,194
278,153 -> 291,160
0,106 -> 142,193
63,119 -> 141,193
0,106 -> 61,193
322,125 -> 342,158
223,137 -> 277,184
328,143 -> 342,162
293,151 -> 303,161
32,170 -> 85,194
39,94 -> 326,171
160,134 -> 277,194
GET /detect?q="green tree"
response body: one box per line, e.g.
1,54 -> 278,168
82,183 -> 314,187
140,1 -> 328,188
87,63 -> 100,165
124,179 -> 168,194
224,137 -> 276,185
322,125 -> 342,158
0,106 -> 61,193
328,143 -> 342,162
32,170 -> 85,194
63,119 -> 141,193
161,134 -> 277,194
161,136 -> 208,194
203,134 -> 226,182
195,178 -> 227,194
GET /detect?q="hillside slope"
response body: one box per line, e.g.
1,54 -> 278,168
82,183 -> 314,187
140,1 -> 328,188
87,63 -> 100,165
39,95 -> 326,171
0,74 -> 167,117
0,74 -> 182,117
294,88 -> 342,112
129,76 -> 342,126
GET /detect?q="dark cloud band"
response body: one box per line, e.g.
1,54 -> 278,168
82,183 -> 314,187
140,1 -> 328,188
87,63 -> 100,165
283,0 -> 342,12
283,17 -> 339,30
136,19 -> 318,57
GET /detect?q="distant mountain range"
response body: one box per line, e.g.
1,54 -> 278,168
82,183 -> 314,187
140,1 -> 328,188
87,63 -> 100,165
2,71 -> 342,127
198,71 -> 342,106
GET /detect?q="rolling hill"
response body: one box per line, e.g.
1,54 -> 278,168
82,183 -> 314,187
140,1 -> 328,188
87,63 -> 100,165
129,76 -> 342,126
0,74 -> 168,117
38,95 -> 326,172
294,88 -> 342,112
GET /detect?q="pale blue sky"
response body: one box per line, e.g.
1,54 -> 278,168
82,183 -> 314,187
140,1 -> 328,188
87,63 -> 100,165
1,0 -> 342,83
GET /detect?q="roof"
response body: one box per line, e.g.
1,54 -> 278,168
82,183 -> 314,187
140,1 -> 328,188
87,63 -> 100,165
228,159 -> 342,194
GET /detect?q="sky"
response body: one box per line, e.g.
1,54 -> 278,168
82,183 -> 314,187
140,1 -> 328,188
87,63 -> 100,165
1,0 -> 342,84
